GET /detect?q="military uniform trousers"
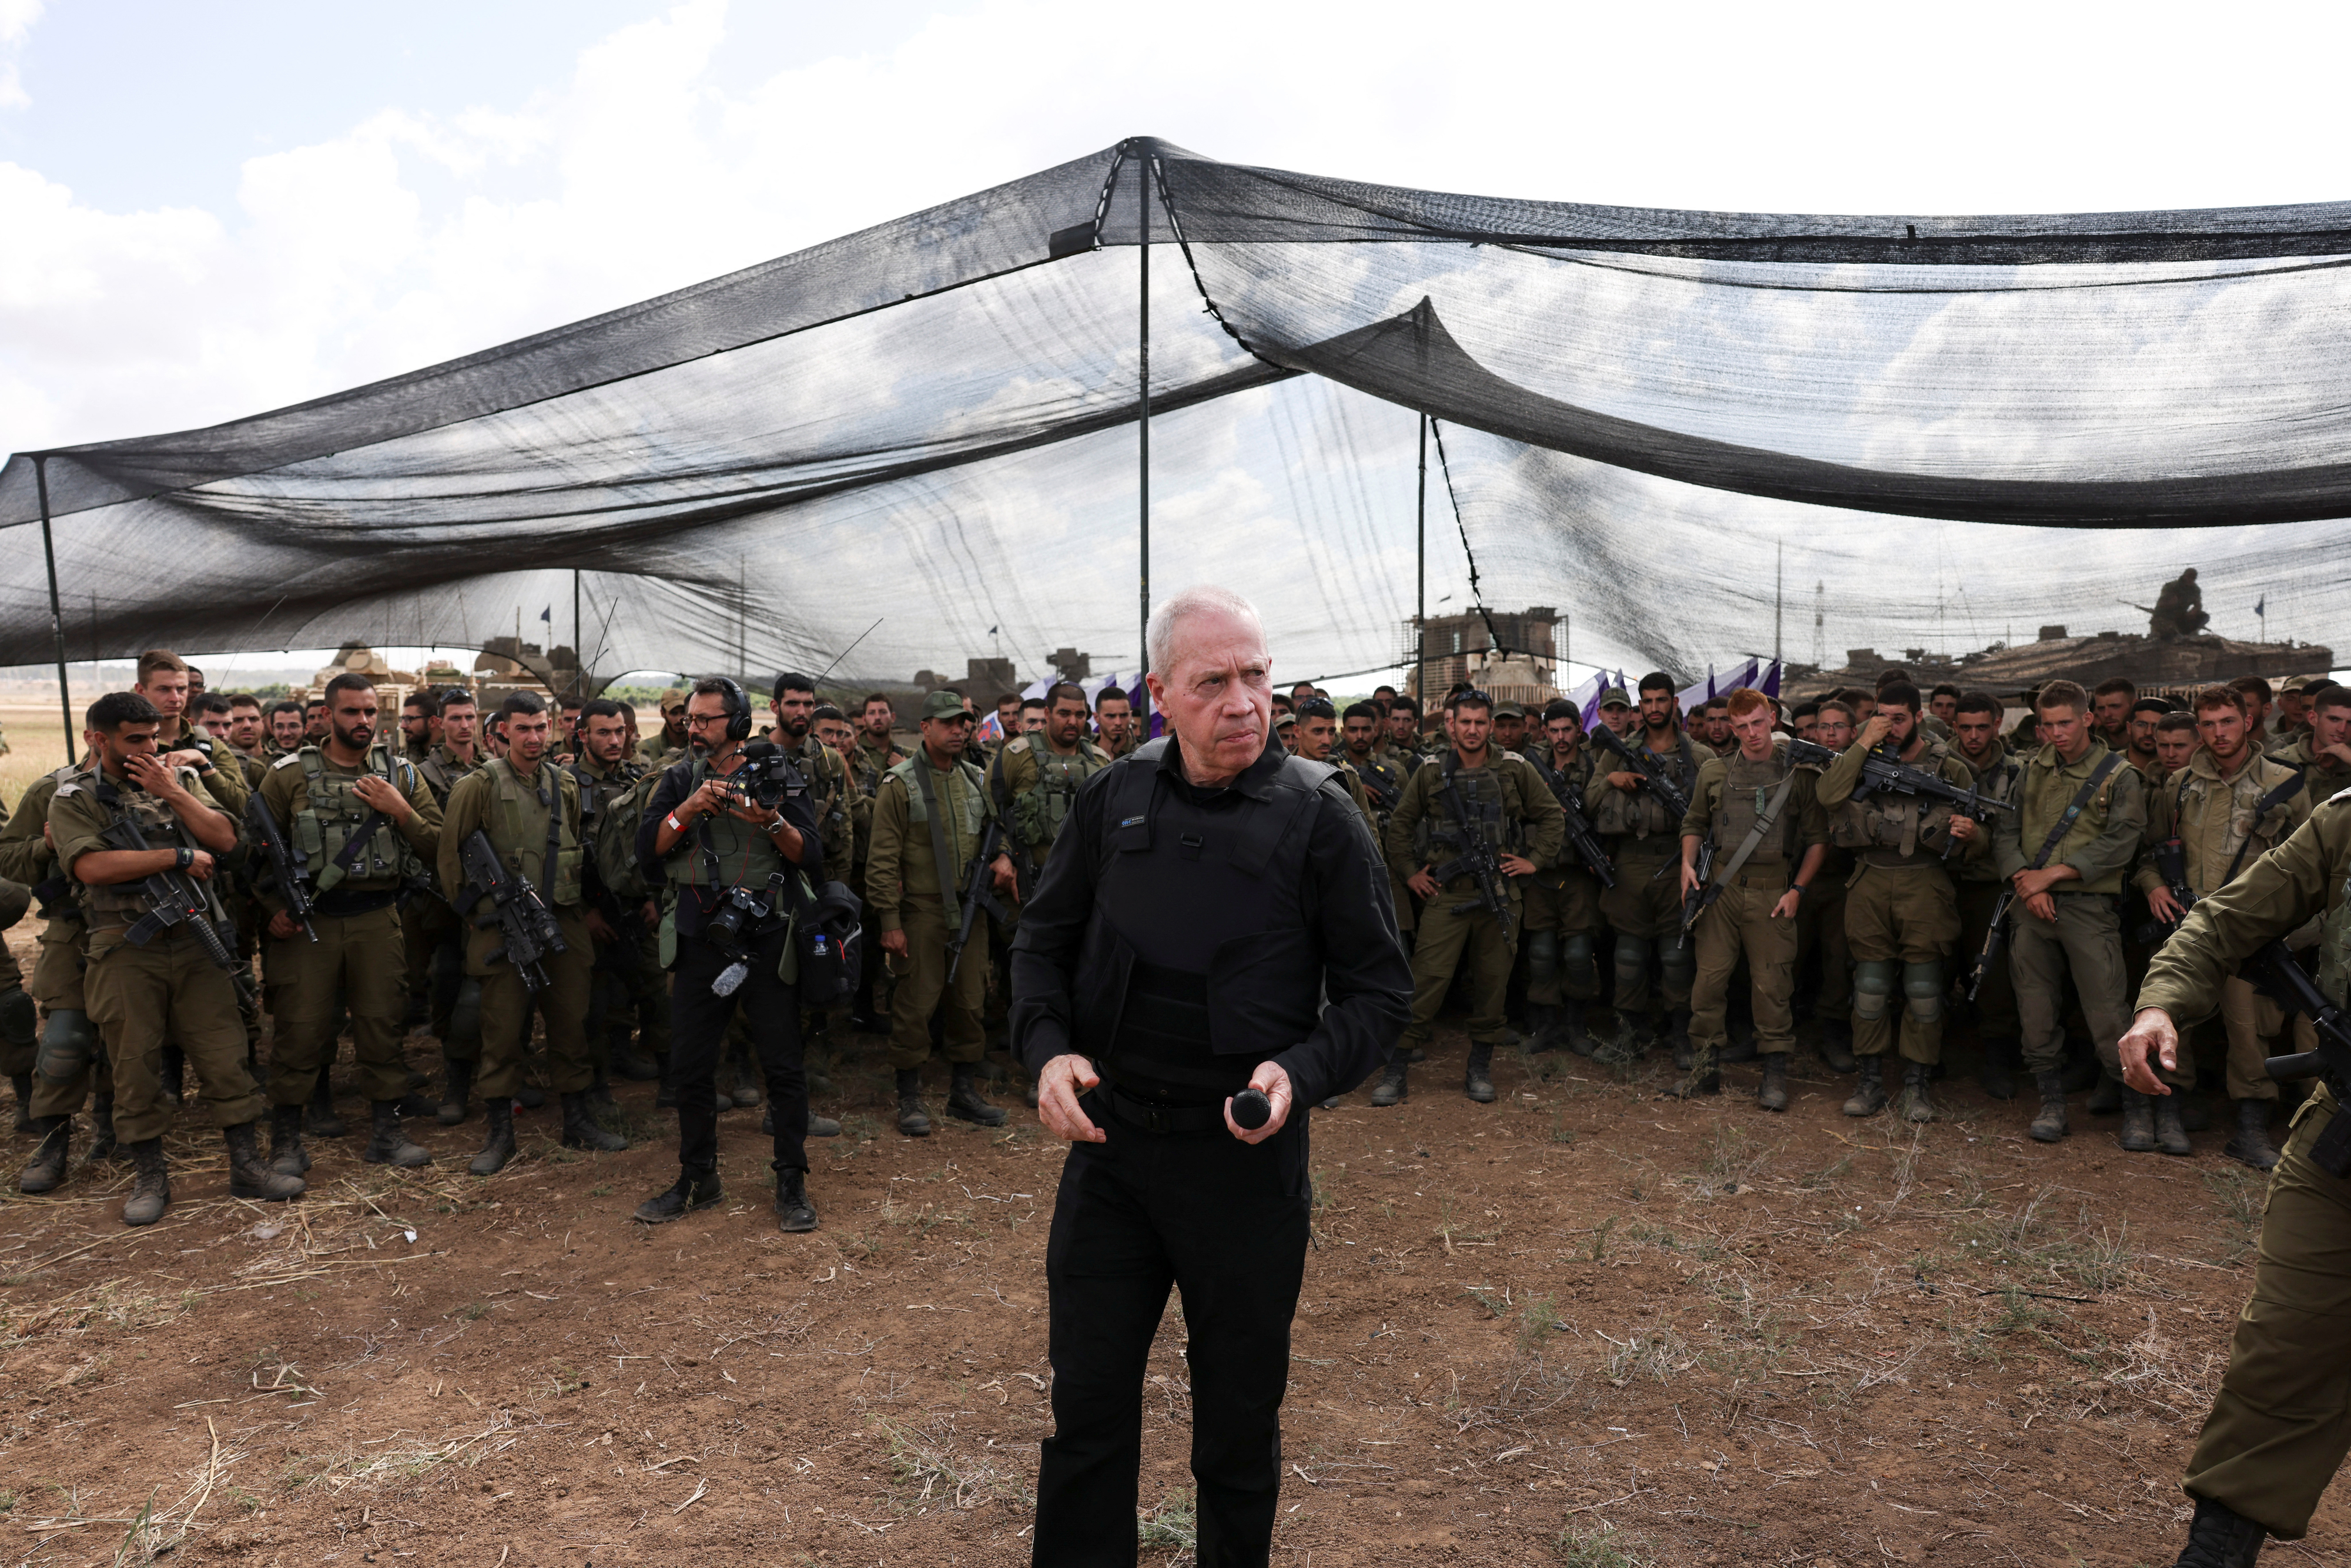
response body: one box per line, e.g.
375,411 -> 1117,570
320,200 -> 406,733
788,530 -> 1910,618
2181,1081 -> 2351,1539
1035,1100 -> 1310,1568
28,922 -> 106,1122
1954,879 -> 2021,1047
1521,868 -> 1600,1006
2178,975 -> 2317,1104
1597,846 -> 1692,1017
886,896 -> 987,1072
474,907 -> 595,1099
404,899 -> 468,1050
2010,893 -> 2145,1083
84,926 -> 263,1144
0,879 -> 31,1077
1797,868 -> 1853,1017
1690,871 -> 1798,1058
1401,883 -> 1517,1051
589,924 -> 671,1063
267,903 -> 411,1106
1844,863 -> 1962,1067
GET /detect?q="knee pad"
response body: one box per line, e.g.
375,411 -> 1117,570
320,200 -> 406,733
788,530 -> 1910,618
1659,944 -> 1695,989
1852,960 -> 1897,1022
1525,930 -> 1558,984
1613,932 -> 1652,984
447,979 -> 483,1053
1903,961 -> 1946,1024
0,986 -> 35,1049
35,1009 -> 96,1083
1561,933 -> 1598,990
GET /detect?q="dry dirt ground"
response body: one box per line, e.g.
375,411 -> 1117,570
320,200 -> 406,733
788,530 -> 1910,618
0,919 -> 2342,1567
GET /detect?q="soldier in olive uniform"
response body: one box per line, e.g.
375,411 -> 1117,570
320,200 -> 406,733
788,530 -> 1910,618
1816,682 -> 1983,1122
437,691 -> 624,1175
257,673 -> 441,1175
1341,701 -> 1416,944
638,689 -> 691,764
1382,696 -> 1428,765
1589,675 -> 1717,1055
411,689 -> 488,1118
771,674 -> 855,893
132,651 -> 250,815
570,698 -> 669,1084
2270,686 -> 2351,806
1291,699 -> 1378,837
1379,690 -> 1565,1105
2121,795 -> 2351,1563
1094,687 -> 1141,759
1992,679 -> 2148,1145
1521,699 -> 1607,1056
866,691 -> 1020,1134
48,693 -> 302,1224
1794,701 -> 1861,1072
2137,685 -> 2312,1167
1678,689 -> 1830,1107
991,682 -> 1114,880
0,793 -> 36,1128
853,693 -> 909,793
1948,692 -> 2025,1098
8,754 -> 113,1189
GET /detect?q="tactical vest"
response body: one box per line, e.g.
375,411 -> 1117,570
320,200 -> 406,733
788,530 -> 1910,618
418,745 -> 483,805
1414,753 -> 1523,866
62,766 -> 199,926
290,743 -> 427,887
889,753 -> 987,869
591,760 -> 665,903
2171,760 -> 2302,897
1005,739 -> 1110,851
1071,739 -> 1342,1104
1831,740 -> 1956,860
664,755 -> 788,892
1590,735 -> 1697,843
1711,744 -> 1800,866
480,758 -> 584,907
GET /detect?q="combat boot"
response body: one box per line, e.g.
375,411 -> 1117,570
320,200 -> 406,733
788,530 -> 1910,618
8,1071 -> 30,1134
586,1066 -> 618,1113
122,1138 -> 171,1227
513,1081 -> 546,1110
1663,1044 -> 1719,1100
2086,1068 -> 2122,1115
2173,1496 -> 2266,1567
773,1167 -> 818,1234
613,1038 -> 661,1082
896,1068 -> 932,1137
1720,1012 -> 1758,1064
268,1102 -> 311,1177
1756,1054 -> 1790,1113
1816,1017 -> 1858,1073
2119,1087 -> 2157,1152
16,1117 -> 69,1194
2029,1071 -> 2069,1142
1369,1060 -> 1408,1107
946,1064 -> 1008,1126
1898,1061 -> 1935,1124
2154,1093 -> 2193,1157
634,1168 -> 722,1224
1666,1010 -> 1694,1071
468,1098 -> 517,1177
1560,1000 -> 1595,1057
1978,1038 -> 2018,1101
1841,1057 -> 1887,1118
225,1122 -> 304,1201
88,1095 -> 120,1162
306,1071 -> 346,1137
1525,1003 -> 1558,1053
437,1057 -> 474,1127
2225,1099 -> 2280,1171
561,1091 -> 628,1151
2179,1094 -> 2214,1133
1463,1044 -> 1498,1103
363,1101 -> 432,1168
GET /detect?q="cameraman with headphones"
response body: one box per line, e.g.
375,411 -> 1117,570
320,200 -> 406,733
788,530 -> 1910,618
632,677 -> 825,1231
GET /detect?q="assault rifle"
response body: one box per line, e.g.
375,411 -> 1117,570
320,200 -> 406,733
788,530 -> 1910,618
1679,838 -> 1716,949
1432,762 -> 1514,944
1784,737 -> 2014,860
1524,749 -> 1616,889
1589,723 -> 1693,825
946,818 -> 1014,986
2250,941 -> 2351,1177
1351,756 -> 1404,819
454,829 -> 567,993
314,746 -> 400,893
242,794 -> 317,942
99,792 -> 257,1007
2130,837 -> 2195,948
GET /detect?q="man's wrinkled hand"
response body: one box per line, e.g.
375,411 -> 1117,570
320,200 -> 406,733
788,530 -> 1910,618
1037,1054 -> 1104,1144
2119,1007 -> 2179,1095
1224,1062 -> 1294,1145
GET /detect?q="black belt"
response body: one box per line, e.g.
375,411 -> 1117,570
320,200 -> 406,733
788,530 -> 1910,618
314,887 -> 402,919
1089,1086 -> 1228,1137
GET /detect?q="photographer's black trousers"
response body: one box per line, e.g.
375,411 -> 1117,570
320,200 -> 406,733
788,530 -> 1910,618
1033,1098 -> 1309,1568
668,928 -> 805,1177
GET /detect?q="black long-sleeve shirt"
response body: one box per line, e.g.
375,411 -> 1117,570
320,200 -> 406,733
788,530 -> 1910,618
1009,738 -> 1409,1107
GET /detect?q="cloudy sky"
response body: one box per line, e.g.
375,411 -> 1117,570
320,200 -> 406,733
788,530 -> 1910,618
2,0 -> 2346,683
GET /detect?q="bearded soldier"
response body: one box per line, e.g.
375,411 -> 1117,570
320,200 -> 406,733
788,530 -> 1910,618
991,682 -> 1114,880
2270,686 -> 2351,808
1589,675 -> 1716,1056
1094,686 -> 1140,760
570,698 -> 669,1085
638,689 -> 691,764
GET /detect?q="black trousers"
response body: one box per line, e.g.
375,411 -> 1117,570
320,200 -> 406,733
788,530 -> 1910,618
667,927 -> 805,1177
1033,1095 -> 1310,1568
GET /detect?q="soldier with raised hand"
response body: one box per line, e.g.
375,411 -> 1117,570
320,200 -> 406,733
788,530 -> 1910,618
637,689 -> 691,764
131,650 -> 249,815
437,691 -> 622,1176
2270,685 -> 2351,806
1949,692 -> 2025,1098
47,692 -> 301,1224
1993,679 -> 2148,1145
2119,795 -> 2351,1565
2137,685 -> 2310,1167
1589,675 -> 1716,1058
258,673 -> 441,1177
1520,699 -> 1606,1057
1816,681 -> 1981,1123
1378,689 -> 1563,1105
1677,689 -> 1829,1107
866,691 -> 1020,1135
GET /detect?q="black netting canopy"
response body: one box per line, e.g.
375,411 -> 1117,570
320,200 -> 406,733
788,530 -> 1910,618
5,136 -> 2349,688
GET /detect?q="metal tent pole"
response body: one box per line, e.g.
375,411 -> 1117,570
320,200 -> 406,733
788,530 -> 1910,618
1415,414 -> 1427,715
1137,148 -> 1151,711
572,568 -> 582,696
34,454 -> 76,766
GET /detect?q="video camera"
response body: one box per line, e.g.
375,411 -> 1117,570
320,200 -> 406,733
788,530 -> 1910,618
722,741 -> 805,812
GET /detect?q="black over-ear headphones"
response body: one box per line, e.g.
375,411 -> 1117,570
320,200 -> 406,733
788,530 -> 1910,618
714,677 -> 752,743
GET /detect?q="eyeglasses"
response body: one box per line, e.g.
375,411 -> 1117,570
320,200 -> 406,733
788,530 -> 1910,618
685,712 -> 732,729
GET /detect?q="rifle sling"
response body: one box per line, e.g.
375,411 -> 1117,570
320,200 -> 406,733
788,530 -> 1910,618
2022,751 -> 2125,873
910,756 -> 962,909
1712,764 -> 1802,889
2220,770 -> 2310,887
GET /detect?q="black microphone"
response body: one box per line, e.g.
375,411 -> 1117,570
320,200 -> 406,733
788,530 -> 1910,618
1231,1088 -> 1271,1130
